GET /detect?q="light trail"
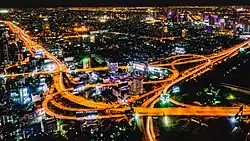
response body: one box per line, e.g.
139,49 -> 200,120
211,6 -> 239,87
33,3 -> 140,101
6,21 -> 250,137
145,41 -> 250,141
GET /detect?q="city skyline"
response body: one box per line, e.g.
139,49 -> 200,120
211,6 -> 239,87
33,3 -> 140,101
0,6 -> 250,141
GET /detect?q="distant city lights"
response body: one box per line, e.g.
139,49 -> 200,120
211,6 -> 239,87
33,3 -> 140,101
2,7 -> 250,137
230,116 -> 236,123
0,9 -> 9,14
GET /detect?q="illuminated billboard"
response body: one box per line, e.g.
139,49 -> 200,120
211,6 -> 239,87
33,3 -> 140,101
174,47 -> 186,54
133,63 -> 147,71
171,86 -> 180,94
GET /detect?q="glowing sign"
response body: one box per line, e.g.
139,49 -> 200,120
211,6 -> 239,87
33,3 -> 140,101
90,30 -> 108,34
175,47 -> 186,54
133,63 -> 146,71
172,86 -> 180,94
82,34 -> 89,38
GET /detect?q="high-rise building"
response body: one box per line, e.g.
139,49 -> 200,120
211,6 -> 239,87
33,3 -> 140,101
112,86 -> 121,99
22,118 -> 57,140
108,62 -> 118,73
219,19 -> 225,31
243,22 -> 250,33
0,115 -> 8,127
200,13 -> 204,22
3,44 -> 9,65
163,26 -> 168,33
82,57 -> 91,69
182,29 -> 187,38
0,77 -> 5,95
233,22 -> 237,33
131,77 -> 143,94
90,35 -> 95,43
209,16 -> 215,25
11,87 -> 31,105
180,13 -> 184,23
42,18 -> 50,35
176,13 -> 180,23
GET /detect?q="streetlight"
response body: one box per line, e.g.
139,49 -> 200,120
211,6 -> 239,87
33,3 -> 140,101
230,116 -> 236,123
163,116 -> 169,126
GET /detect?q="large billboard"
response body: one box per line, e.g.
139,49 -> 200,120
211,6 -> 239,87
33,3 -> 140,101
133,63 -> 147,71
174,47 -> 186,54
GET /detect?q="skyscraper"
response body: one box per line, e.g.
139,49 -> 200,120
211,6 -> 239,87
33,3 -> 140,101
219,19 -> 225,31
131,77 -> 143,94
18,87 -> 31,105
176,13 -> 180,23
42,18 -> 50,35
209,16 -> 215,25
182,29 -> 187,38
3,44 -> 9,65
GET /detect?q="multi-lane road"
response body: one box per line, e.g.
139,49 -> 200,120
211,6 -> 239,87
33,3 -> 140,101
5,21 -> 250,141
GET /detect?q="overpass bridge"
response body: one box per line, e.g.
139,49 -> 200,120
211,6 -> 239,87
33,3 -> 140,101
221,82 -> 250,95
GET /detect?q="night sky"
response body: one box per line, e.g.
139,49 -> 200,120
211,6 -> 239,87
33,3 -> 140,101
1,0 -> 250,8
